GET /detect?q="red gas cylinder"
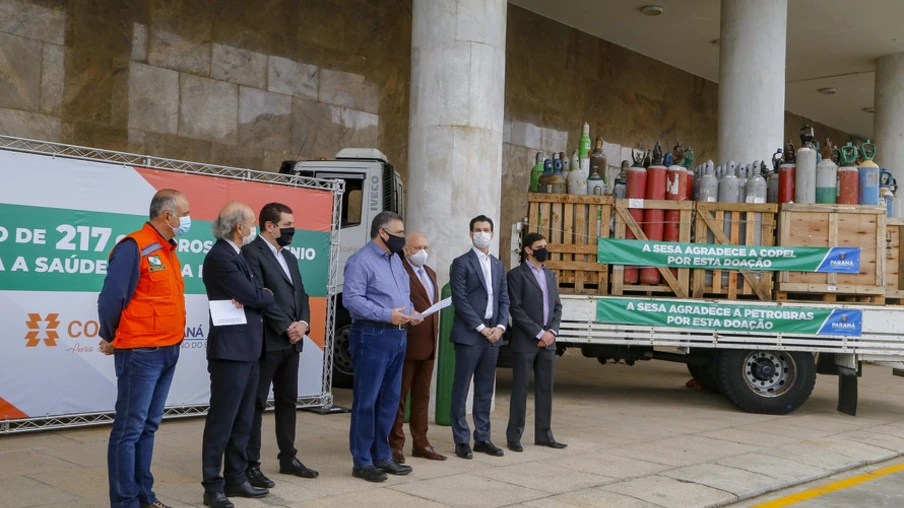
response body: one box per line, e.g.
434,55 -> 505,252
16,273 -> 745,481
685,169 -> 695,201
778,141 -> 796,204
665,156 -> 688,277
836,143 -> 860,205
641,143 -> 668,285
624,147 -> 648,284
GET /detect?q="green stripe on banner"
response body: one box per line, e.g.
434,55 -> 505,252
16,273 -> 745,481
597,238 -> 860,273
595,296 -> 862,336
0,204 -> 331,296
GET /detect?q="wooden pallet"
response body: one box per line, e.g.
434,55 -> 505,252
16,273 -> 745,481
609,199 -> 693,298
527,193 -> 613,295
887,218 -> 904,303
776,204 -> 887,300
692,202 -> 778,301
775,291 -> 886,305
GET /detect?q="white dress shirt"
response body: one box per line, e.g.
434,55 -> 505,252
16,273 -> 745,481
472,247 -> 505,333
226,239 -> 242,254
265,239 -> 293,285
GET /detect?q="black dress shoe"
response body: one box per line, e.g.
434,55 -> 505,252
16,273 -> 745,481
535,440 -> 568,449
375,459 -> 413,476
507,441 -> 523,452
474,440 -> 505,456
280,457 -> 319,479
353,465 -> 388,483
224,481 -> 268,498
247,466 -> 275,489
455,443 -> 473,459
202,492 -> 234,508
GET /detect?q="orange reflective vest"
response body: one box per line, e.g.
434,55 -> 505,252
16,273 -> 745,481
113,223 -> 186,348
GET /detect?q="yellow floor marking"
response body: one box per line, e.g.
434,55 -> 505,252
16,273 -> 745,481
751,461 -> 904,508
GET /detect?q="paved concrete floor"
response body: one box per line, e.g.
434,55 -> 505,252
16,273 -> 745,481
4,351 -> 904,508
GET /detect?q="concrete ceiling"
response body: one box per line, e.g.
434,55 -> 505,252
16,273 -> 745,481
508,0 -> 904,139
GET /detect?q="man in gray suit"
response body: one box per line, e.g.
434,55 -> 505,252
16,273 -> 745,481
505,232 -> 566,452
449,215 -> 510,459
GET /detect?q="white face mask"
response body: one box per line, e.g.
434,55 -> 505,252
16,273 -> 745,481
242,225 -> 257,246
409,249 -> 429,267
472,231 -> 492,249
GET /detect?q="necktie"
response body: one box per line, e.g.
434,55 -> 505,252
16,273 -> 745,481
419,268 -> 433,304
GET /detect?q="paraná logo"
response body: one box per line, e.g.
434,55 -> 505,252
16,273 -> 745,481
25,313 -> 60,347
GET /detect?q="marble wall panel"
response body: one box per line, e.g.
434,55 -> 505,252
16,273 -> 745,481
179,74 -> 238,143
319,69 -> 366,111
238,86 -> 291,150
268,55 -> 318,101
40,42 -> 64,115
212,43 -> 267,90
0,0 -> 65,45
60,49 -> 118,124
0,107 -> 63,141
128,62 -> 179,135
148,28 -> 211,76
131,23 -> 148,62
0,31 -> 41,112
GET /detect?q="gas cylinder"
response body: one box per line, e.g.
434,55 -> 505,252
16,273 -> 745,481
550,153 -> 567,194
816,139 -> 837,204
624,147 -> 648,284
837,142 -> 859,205
795,126 -> 817,204
858,140 -> 880,205
537,158 -> 553,194
560,151 -> 571,184
613,160 -> 629,199
880,168 -> 896,217
683,145 -> 696,200
779,141 -> 796,204
746,165 -> 767,204
587,170 -> 605,195
718,162 -> 741,285
568,150 -> 588,195
698,161 -> 719,203
529,151 -> 545,192
665,152 -> 688,276
589,137 -> 608,189
579,122 -> 591,161
570,150 -> 580,178
767,148 -> 782,203
641,143 -> 667,285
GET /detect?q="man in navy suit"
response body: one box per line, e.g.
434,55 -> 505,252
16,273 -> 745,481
449,215 -> 510,459
200,202 -> 274,508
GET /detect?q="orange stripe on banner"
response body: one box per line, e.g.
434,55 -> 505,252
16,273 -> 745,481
308,297 -> 326,350
0,396 -> 28,419
134,167 -> 334,231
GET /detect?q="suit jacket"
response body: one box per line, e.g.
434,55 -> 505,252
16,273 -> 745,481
402,260 -> 439,361
242,236 -> 310,353
506,262 -> 563,353
450,249 -> 510,347
202,239 -> 274,361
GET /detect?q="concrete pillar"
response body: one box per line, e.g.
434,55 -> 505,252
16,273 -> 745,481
718,0 -> 787,164
407,0 -> 507,284
875,53 -> 904,202
407,0 -> 507,420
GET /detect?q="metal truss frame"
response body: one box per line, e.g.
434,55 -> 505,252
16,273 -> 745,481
0,136 -> 346,434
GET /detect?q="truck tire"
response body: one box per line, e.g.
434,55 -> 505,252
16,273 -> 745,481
717,349 -> 816,415
687,359 -> 720,394
331,317 -> 354,389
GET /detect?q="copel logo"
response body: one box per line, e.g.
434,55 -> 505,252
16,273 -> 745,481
25,313 -> 61,347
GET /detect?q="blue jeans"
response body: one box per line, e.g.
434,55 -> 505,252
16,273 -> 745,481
348,324 -> 406,468
108,344 -> 180,508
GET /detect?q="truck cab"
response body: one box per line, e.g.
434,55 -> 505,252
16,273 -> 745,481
280,148 -> 404,387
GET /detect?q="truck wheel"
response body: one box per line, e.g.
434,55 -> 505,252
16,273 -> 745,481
718,350 -> 816,415
331,322 -> 354,389
687,359 -> 720,394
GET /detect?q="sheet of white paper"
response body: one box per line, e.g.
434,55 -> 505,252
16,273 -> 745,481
412,297 -> 452,319
209,300 -> 247,326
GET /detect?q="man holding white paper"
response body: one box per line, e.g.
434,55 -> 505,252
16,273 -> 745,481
389,232 -> 447,463
200,202 -> 274,508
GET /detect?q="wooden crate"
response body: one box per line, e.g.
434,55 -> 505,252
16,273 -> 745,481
776,204 -> 887,304
527,193 -> 613,295
887,218 -> 904,304
609,199 -> 694,299
692,203 -> 778,301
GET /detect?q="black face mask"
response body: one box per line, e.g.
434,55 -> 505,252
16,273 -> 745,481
276,227 -> 295,247
532,247 -> 549,263
383,230 -> 406,254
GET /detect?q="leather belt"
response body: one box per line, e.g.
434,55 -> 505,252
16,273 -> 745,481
352,320 -> 407,330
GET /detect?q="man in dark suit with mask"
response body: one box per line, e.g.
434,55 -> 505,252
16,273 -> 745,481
505,232 -> 566,452
201,202 -> 274,508
242,203 -> 319,490
449,215 -> 509,459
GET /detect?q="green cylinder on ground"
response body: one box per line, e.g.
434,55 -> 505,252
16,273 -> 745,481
434,282 -> 455,426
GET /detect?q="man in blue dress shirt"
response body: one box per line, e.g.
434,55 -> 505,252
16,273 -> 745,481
343,211 -> 422,482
